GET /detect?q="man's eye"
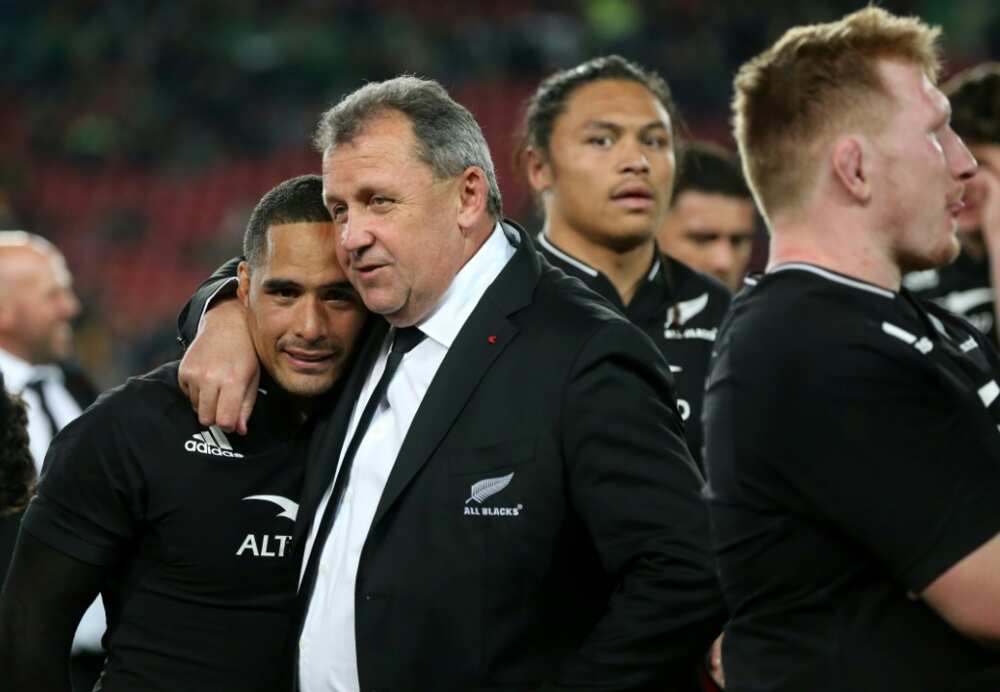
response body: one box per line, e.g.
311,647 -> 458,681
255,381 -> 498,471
643,135 -> 670,149
330,204 -> 348,221
325,290 -> 358,304
586,136 -> 613,148
370,195 -> 392,207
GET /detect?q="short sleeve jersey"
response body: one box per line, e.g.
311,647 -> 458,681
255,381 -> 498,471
537,233 -> 730,468
704,263 -> 1000,692
22,361 -> 315,692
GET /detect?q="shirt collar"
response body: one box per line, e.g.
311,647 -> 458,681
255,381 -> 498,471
535,231 -> 662,286
0,347 -> 63,392
416,222 -> 516,348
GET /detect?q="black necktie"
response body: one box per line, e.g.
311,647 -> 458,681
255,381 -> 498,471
299,326 -> 426,601
25,379 -> 59,439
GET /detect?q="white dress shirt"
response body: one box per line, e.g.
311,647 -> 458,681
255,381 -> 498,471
0,346 -> 106,656
0,347 -> 84,473
298,223 -> 516,692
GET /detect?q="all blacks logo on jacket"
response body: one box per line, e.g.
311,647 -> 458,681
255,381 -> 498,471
462,472 -> 524,518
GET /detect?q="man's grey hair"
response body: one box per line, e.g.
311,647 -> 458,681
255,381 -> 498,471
314,76 -> 503,219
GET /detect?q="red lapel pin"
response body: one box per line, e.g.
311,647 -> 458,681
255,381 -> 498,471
487,335 -> 498,344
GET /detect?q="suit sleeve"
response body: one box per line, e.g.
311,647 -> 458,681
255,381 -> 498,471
176,257 -> 242,349
554,321 -> 726,690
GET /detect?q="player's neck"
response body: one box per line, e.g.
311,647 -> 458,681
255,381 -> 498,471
543,221 -> 656,305
767,217 -> 902,291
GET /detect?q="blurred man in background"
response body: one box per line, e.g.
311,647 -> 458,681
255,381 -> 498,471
0,231 -> 104,691
904,63 -> 1000,344
0,232 -> 95,471
658,142 -> 757,292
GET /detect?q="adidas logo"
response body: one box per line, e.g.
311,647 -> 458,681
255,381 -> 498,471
184,426 -> 244,458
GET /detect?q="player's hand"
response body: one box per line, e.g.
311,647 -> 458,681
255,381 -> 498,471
178,297 -> 258,434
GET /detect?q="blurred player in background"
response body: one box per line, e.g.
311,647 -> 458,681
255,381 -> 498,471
904,63 -> 1000,344
659,142 -> 757,292
517,55 -> 730,470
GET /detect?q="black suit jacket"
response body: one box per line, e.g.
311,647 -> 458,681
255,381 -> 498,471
180,222 -> 724,691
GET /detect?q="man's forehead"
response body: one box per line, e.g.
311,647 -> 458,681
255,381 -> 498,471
879,59 -> 947,111
0,244 -> 66,283
565,80 -> 672,128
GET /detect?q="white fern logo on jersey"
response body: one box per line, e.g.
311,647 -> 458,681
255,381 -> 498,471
243,495 -> 299,521
466,472 -> 514,504
184,425 -> 244,458
669,292 -> 709,327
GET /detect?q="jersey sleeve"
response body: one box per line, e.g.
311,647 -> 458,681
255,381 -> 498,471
176,257 -> 241,349
754,336 -> 1000,594
21,386 -> 148,567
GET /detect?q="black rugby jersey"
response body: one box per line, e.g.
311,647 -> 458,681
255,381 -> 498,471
705,263 -> 1000,692
537,232 -> 730,468
904,249 -> 997,346
23,361 -> 320,692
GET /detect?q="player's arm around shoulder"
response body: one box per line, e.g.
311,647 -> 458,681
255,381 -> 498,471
555,318 -> 725,687
176,257 -> 259,435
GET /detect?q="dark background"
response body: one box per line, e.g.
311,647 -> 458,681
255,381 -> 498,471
2,0 -> 997,387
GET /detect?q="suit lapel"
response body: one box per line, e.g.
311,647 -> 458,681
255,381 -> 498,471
370,221 -> 539,528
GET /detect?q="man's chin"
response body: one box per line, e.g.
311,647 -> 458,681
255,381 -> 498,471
899,240 -> 961,273
596,224 -> 656,254
271,370 -> 336,399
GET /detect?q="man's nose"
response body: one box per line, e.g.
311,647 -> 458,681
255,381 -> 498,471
294,296 -> 326,342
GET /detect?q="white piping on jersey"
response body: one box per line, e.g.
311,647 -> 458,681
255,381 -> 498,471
882,321 -> 933,354
647,258 -> 661,282
979,380 -> 999,408
960,336 -> 979,353
882,321 -> 917,345
743,276 -> 759,286
927,312 -> 948,338
536,233 -> 599,277
769,262 -> 895,299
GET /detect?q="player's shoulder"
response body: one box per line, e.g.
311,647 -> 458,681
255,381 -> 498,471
724,264 -> 900,362
79,361 -> 189,429
534,256 -> 633,329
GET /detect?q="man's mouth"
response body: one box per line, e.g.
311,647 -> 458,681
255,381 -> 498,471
283,348 -> 335,369
353,263 -> 386,279
611,183 -> 655,210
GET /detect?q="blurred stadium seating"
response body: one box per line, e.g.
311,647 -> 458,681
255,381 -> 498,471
2,0 -> 998,386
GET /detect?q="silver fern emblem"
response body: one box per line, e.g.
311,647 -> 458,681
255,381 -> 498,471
465,472 -> 515,504
668,292 -> 709,327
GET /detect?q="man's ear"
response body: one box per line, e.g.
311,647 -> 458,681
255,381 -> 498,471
524,146 -> 553,194
236,261 -> 251,308
831,136 -> 871,203
456,165 -> 490,230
